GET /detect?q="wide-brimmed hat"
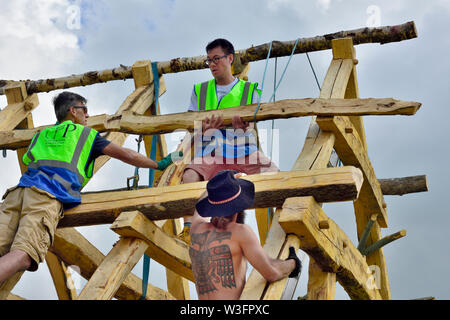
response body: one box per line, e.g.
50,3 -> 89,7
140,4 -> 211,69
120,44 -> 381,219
196,170 -> 255,218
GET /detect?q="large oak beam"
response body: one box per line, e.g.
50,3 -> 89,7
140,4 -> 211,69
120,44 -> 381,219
58,166 -> 363,228
278,197 -> 382,300
0,97 -> 421,150
0,21 -> 417,95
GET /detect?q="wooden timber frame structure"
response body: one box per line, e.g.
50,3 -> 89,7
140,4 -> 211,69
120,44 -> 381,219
0,21 -> 428,300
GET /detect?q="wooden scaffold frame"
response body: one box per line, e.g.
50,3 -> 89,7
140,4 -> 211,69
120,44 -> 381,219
0,21 -> 428,300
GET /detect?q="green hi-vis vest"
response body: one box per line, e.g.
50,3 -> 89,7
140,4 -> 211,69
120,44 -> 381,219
23,120 -> 98,192
194,79 -> 260,111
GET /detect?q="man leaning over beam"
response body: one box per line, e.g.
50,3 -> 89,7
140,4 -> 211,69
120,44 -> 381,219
0,91 -> 180,298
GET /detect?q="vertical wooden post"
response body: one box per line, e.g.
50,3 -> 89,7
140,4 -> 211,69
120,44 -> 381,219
131,60 -> 190,300
325,38 -> 390,299
4,83 -> 34,174
332,38 -> 390,300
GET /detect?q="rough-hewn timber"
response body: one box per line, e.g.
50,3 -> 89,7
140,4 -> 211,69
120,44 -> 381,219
0,22 -> 417,95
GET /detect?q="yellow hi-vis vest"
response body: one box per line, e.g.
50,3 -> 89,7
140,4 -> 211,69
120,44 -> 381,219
21,120 -> 98,204
194,79 -> 260,111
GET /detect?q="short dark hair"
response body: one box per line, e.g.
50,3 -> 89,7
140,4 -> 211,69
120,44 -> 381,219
211,211 -> 246,229
53,91 -> 87,123
206,38 -> 235,63
236,211 -> 246,224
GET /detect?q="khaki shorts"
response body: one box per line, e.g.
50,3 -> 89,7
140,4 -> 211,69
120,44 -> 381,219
0,186 -> 63,272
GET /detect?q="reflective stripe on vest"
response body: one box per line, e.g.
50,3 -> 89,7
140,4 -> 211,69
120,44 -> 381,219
23,121 -> 97,189
195,79 -> 258,111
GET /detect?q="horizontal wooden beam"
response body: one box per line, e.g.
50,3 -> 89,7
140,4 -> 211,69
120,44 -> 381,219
278,196 -> 382,300
0,97 -> 421,150
58,166 -> 363,228
379,175 -> 428,195
317,115 -> 388,228
80,173 -> 428,197
49,228 -> 175,300
110,211 -> 193,282
0,21 -> 417,95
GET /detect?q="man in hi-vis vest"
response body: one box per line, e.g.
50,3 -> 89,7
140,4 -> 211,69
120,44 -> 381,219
179,39 -> 279,243
0,91 -> 179,297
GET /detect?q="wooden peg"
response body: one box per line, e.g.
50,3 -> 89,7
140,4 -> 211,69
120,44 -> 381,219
362,230 -> 406,256
23,101 -> 34,111
357,214 -> 378,253
318,220 -> 329,229
345,127 -> 353,134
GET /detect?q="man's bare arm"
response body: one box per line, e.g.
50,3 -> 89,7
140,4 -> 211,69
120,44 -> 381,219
238,224 -> 295,282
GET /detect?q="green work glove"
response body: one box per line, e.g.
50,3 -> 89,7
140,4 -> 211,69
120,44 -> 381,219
156,151 -> 183,170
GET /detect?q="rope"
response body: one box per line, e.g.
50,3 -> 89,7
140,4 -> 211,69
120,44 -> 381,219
253,41 -> 273,124
306,52 -> 321,91
267,38 -> 300,104
139,62 -> 160,300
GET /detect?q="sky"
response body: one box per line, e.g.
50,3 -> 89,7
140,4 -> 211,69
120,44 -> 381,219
0,0 -> 449,300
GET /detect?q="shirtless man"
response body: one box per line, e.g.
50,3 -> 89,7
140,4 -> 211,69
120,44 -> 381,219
189,170 -> 301,300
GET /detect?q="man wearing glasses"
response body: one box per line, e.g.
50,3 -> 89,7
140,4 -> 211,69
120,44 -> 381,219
0,91 -> 179,298
179,39 -> 278,243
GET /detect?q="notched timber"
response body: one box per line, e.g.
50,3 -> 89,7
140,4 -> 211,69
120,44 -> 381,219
279,197 -> 382,300
58,167 -> 363,228
317,115 -> 388,228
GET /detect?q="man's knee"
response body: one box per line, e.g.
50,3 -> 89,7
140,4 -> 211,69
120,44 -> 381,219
183,169 -> 202,184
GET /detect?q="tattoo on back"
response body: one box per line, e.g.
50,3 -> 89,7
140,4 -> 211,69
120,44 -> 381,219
190,229 -> 236,295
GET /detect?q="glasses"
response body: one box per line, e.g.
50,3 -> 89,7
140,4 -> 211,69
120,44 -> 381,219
72,105 -> 88,114
205,54 -> 229,66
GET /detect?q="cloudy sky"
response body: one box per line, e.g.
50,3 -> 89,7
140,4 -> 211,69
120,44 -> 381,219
1,0 -> 449,300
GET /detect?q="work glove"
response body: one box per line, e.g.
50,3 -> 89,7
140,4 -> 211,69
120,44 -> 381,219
286,246 -> 302,278
156,151 -> 183,170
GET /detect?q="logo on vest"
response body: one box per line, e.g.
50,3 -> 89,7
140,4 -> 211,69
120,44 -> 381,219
44,123 -> 78,145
